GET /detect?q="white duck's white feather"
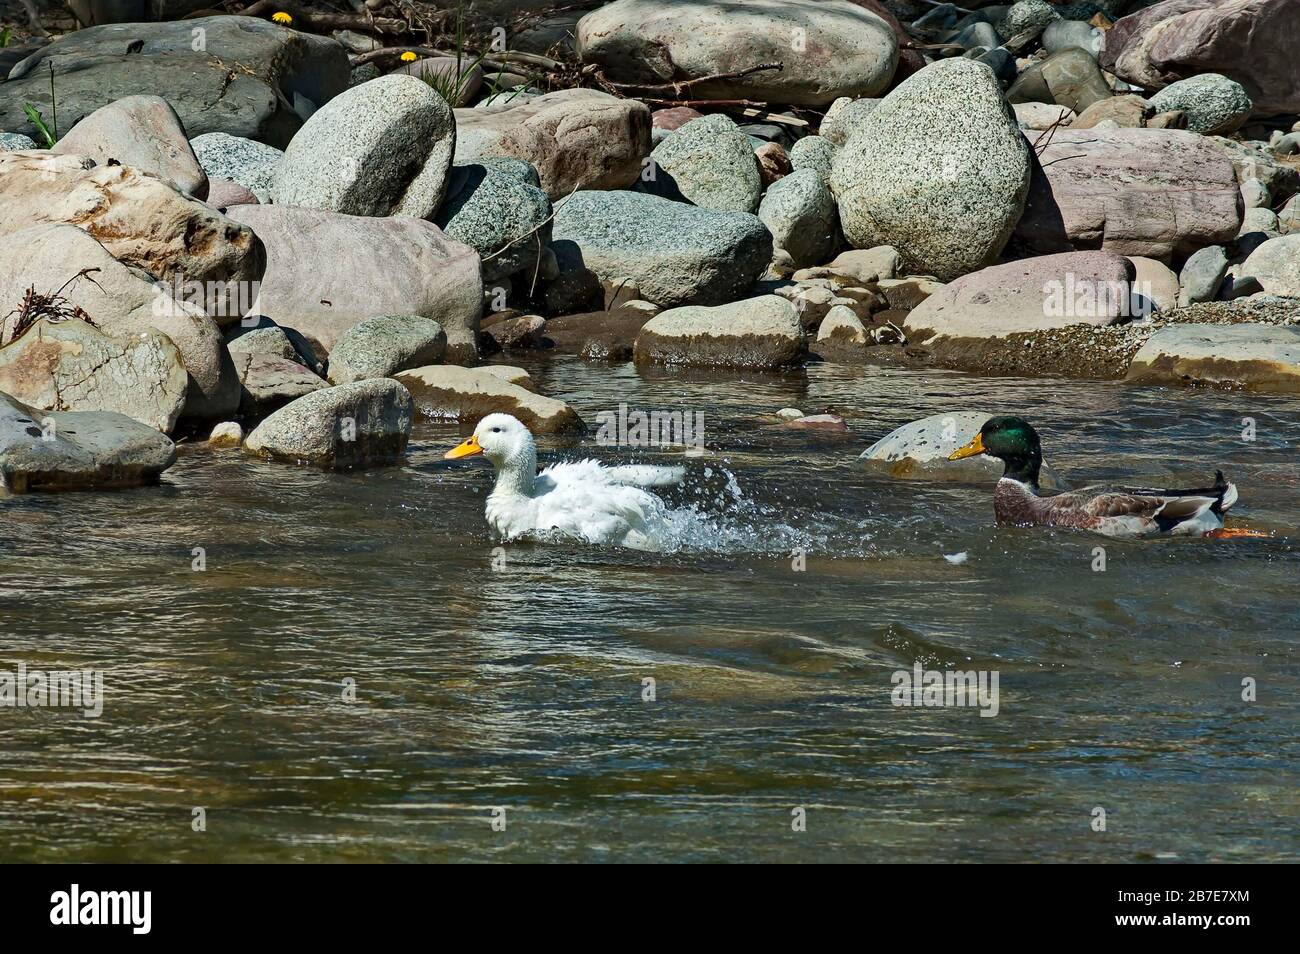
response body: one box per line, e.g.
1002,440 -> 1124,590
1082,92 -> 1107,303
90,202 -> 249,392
460,415 -> 684,550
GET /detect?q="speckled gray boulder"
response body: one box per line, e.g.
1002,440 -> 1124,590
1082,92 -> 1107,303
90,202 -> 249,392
1177,245 -> 1229,306
434,160 -> 551,282
830,58 -> 1030,281
191,132 -> 282,203
997,0 -> 1060,40
326,315 -> 447,384
273,75 -> 455,218
758,168 -> 837,269
646,113 -> 762,213
0,133 -> 38,151
633,295 -> 807,370
244,378 -> 413,469
552,190 -> 773,308
1149,74 -> 1253,136
789,136 -> 834,183
0,391 -> 176,493
1127,324 -> 1300,392
820,98 -> 881,148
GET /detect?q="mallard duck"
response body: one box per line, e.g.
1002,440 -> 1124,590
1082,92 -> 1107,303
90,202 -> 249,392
949,416 -> 1249,538
443,413 -> 686,549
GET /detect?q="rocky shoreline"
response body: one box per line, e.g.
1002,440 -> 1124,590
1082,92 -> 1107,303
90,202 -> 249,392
1,0 -> 1299,490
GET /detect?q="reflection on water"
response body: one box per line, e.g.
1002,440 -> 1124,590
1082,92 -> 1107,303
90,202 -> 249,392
1,358 -> 1298,862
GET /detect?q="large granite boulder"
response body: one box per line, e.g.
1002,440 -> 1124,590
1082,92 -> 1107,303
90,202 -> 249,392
576,0 -> 899,107
434,159 -> 551,282
273,75 -> 454,218
904,252 -> 1136,341
552,190 -> 772,308
393,365 -> 583,434
1101,0 -> 1300,117
0,318 -> 189,433
633,295 -> 807,370
244,378 -> 413,468
1014,128 -> 1242,261
224,205 -> 482,364
0,152 -> 264,324
830,58 -> 1030,282
1126,324 -> 1300,392
0,391 -> 176,493
454,89 -> 651,199
646,114 -> 762,213
0,224 -> 238,420
0,17 -> 350,148
52,95 -> 207,198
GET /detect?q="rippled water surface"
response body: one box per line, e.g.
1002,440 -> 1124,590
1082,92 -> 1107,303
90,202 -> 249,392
2,357 -> 1298,862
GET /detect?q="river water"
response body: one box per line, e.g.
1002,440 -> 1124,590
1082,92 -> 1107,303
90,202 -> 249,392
2,356 -> 1297,862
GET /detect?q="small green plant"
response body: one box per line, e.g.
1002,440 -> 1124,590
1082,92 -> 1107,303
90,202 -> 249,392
23,103 -> 55,148
23,62 -> 58,147
1,26 -> 14,48
414,4 -> 490,107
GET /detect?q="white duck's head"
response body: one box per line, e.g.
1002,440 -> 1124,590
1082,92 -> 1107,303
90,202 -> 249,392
444,413 -> 538,494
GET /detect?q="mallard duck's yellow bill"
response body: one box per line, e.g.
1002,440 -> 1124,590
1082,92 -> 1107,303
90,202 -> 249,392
948,433 -> 985,460
444,435 -> 483,459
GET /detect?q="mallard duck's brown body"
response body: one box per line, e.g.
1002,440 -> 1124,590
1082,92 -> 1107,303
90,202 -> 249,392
993,474 -> 1237,537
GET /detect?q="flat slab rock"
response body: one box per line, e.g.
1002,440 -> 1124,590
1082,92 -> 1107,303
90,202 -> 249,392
1126,323 -> 1300,392
633,295 -> 808,370
392,365 -> 584,434
860,410 -> 1063,487
244,378 -> 413,469
0,390 -> 176,493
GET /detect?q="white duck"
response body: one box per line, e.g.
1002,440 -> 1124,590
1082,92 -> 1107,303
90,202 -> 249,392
443,413 -> 686,549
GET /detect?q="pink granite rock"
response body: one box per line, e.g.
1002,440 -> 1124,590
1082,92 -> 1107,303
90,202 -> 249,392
1101,0 -> 1300,116
1014,128 -> 1241,262
904,251 -> 1136,340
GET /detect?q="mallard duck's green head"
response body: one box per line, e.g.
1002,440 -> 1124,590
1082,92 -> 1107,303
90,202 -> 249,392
949,416 -> 1042,484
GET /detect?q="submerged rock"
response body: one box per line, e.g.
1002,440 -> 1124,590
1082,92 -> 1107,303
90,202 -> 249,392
393,365 -> 583,434
633,295 -> 807,370
244,378 -> 413,469
0,391 -> 176,493
859,410 -> 1062,485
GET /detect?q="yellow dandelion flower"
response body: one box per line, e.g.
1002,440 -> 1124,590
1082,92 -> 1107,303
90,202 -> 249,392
400,51 -> 418,62
271,11 -> 292,25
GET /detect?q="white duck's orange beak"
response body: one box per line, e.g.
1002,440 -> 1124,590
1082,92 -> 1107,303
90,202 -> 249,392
948,433 -> 985,460
444,435 -> 484,459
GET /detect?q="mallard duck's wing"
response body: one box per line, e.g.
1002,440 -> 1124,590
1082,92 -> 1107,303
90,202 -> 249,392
1040,471 -> 1237,536
601,464 -> 687,487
